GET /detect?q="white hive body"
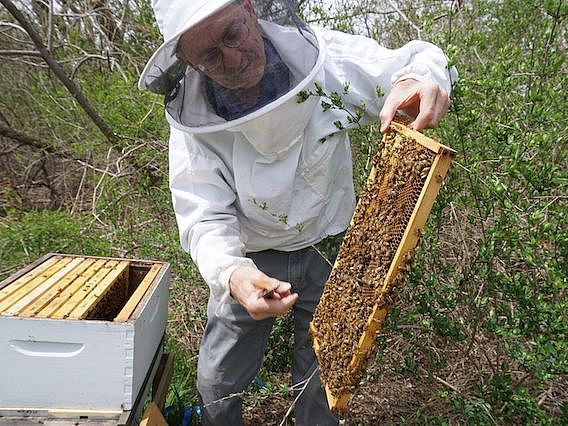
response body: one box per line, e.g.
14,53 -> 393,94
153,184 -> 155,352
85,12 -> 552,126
0,254 -> 169,415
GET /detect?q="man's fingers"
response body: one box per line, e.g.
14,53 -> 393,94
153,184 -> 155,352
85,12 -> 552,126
409,89 -> 437,131
228,266 -> 298,320
380,79 -> 450,132
411,85 -> 450,130
249,292 -> 299,320
379,97 -> 400,132
254,276 -> 280,292
379,79 -> 421,132
258,279 -> 291,299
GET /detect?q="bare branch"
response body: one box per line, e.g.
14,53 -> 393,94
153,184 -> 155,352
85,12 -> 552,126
0,122 -> 55,153
0,0 -> 119,143
386,0 -> 422,39
0,49 -> 42,56
0,123 -> 82,167
47,0 -> 53,52
69,53 -> 104,78
0,21 -> 27,33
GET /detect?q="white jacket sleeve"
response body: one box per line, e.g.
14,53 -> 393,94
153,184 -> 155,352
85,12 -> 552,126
318,28 -> 458,118
169,127 -> 255,304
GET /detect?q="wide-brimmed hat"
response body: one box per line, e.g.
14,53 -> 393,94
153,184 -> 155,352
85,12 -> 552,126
138,0 -> 235,92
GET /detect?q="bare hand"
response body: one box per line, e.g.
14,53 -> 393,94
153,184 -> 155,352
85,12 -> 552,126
379,78 -> 451,132
229,266 -> 298,320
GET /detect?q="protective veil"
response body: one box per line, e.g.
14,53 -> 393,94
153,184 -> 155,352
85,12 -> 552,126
140,0 -> 321,143
140,0 -> 457,304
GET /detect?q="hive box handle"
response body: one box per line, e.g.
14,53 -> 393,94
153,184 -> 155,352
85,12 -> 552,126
9,339 -> 84,358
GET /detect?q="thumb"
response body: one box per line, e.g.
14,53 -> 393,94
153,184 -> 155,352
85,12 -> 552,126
379,96 -> 400,132
253,274 -> 282,292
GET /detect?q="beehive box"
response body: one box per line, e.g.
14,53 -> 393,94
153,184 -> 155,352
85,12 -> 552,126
0,253 -> 170,416
310,122 -> 455,412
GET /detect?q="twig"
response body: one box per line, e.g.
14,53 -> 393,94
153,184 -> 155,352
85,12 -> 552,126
386,0 -> 422,40
201,391 -> 244,409
311,244 -> 333,267
449,201 -> 470,263
434,375 -> 460,394
278,367 -> 319,426
0,49 -> 41,56
91,146 -> 114,226
0,21 -> 26,33
70,54 -> 112,80
47,0 -> 53,52
71,159 -> 88,215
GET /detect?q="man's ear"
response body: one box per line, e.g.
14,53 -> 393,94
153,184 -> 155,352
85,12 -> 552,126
175,49 -> 189,66
175,33 -> 194,68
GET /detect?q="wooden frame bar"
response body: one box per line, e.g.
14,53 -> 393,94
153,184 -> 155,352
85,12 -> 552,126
0,256 -> 70,313
311,122 -> 456,412
114,264 -> 163,322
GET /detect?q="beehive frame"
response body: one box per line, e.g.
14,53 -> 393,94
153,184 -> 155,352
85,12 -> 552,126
0,254 -> 164,322
310,122 -> 456,412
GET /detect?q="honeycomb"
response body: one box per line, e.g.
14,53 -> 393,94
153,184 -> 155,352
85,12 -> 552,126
310,122 -> 455,412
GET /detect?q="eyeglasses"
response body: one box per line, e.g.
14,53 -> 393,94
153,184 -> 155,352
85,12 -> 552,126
192,18 -> 250,72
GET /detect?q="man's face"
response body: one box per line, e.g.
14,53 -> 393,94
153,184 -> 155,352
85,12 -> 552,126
177,0 -> 266,90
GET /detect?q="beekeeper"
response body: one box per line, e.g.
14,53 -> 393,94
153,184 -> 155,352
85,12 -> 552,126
139,0 -> 456,424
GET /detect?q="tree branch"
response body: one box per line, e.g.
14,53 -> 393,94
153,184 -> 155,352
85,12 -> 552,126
0,49 -> 42,56
0,0 -> 118,143
0,122 -> 58,155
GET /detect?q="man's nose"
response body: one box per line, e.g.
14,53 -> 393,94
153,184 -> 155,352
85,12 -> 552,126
220,46 -> 242,69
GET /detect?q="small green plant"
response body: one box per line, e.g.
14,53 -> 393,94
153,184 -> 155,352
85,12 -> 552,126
297,81 -> 382,132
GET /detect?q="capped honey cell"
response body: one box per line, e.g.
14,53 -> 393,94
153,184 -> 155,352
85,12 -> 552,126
310,122 -> 456,413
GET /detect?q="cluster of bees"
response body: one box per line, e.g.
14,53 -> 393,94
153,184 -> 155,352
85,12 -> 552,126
85,275 -> 129,320
310,130 -> 435,399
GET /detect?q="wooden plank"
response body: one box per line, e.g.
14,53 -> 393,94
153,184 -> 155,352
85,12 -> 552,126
67,260 -> 129,320
114,264 -> 162,322
390,121 -> 456,155
140,402 -> 167,426
52,260 -> 119,319
36,259 -> 110,318
18,258 -> 97,317
3,257 -> 86,317
152,353 -> 174,411
0,257 -> 72,314
0,414 -> 116,426
0,255 -> 61,305
0,253 -> 58,292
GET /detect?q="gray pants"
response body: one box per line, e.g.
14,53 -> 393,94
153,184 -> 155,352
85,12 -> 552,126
197,247 -> 339,425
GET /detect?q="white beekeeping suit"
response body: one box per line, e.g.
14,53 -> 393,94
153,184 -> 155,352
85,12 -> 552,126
139,0 -> 456,308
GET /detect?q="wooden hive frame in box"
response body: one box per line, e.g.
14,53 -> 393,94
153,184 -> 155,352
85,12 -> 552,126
309,121 -> 456,413
0,254 -> 163,322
